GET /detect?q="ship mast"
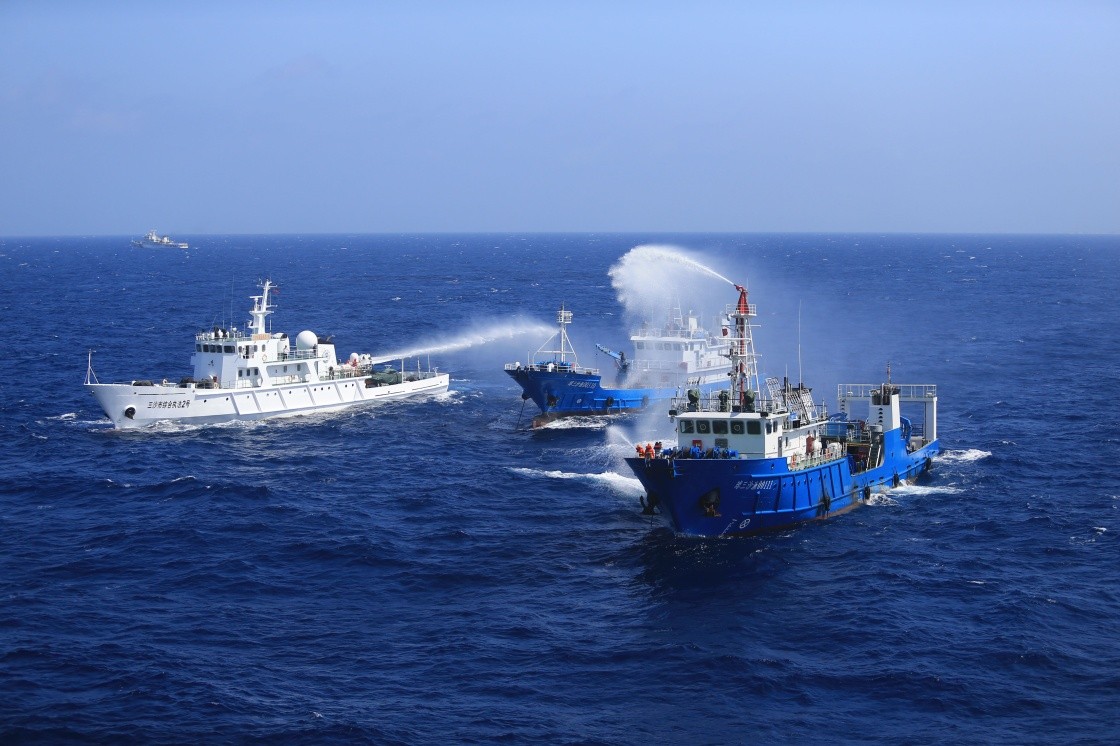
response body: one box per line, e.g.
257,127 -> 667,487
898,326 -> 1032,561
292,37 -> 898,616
534,305 -> 580,366
729,284 -> 760,410
249,280 -> 275,337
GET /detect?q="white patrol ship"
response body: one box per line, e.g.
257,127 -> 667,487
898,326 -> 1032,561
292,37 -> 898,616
85,280 -> 449,429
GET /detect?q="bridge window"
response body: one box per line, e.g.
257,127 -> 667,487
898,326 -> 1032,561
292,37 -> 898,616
679,420 -> 695,434
712,420 -> 728,434
696,421 -> 711,434
747,421 -> 762,435
730,421 -> 745,435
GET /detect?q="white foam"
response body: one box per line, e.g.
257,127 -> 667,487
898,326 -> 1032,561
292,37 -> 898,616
865,493 -> 899,507
508,467 -> 645,496
890,483 -> 965,496
939,448 -> 991,463
537,416 -> 613,431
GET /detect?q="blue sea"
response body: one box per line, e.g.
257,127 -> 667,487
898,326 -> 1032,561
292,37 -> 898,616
1,233 -> 1118,744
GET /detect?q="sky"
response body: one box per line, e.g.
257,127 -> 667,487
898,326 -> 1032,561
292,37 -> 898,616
1,1 -> 1117,236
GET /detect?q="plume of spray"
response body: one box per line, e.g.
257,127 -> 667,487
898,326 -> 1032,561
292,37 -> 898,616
608,244 -> 738,323
368,317 -> 554,364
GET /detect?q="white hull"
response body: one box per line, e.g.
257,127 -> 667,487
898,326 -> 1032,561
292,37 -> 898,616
87,373 -> 450,429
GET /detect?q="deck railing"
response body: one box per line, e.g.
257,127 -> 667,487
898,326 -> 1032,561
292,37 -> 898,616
504,362 -> 600,376
669,391 -> 828,422
837,383 -> 938,400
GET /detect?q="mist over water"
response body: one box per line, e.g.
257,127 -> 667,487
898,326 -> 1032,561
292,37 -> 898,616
369,318 -> 553,364
608,244 -> 739,324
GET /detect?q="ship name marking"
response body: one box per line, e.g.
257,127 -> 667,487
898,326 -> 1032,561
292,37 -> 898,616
734,479 -> 777,491
147,400 -> 191,409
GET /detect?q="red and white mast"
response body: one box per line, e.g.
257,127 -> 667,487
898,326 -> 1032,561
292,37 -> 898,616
729,284 -> 760,409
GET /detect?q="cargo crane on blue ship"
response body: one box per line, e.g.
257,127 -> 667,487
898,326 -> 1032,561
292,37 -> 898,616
595,344 -> 631,384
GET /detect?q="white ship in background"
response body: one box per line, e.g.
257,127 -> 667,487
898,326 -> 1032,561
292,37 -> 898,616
131,230 -> 189,250
85,280 -> 449,429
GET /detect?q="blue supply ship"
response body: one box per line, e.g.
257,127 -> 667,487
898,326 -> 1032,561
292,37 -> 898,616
624,284 -> 940,538
505,304 -> 732,427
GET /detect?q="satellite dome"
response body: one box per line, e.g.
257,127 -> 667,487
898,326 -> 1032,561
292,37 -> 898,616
295,330 -> 318,350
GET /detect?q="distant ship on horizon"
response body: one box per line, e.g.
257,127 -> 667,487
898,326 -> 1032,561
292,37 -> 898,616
131,230 -> 188,250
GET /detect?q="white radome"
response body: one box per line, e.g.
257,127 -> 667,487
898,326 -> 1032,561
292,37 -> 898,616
295,330 -> 318,350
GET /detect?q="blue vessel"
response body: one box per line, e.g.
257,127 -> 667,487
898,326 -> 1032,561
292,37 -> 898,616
505,304 -> 732,427
624,284 -> 940,538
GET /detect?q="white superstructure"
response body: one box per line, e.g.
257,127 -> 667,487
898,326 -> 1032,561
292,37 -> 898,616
623,303 -> 733,388
85,280 -> 449,429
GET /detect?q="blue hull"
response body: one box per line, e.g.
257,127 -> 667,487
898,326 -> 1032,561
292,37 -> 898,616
625,427 -> 940,537
505,367 -> 720,424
